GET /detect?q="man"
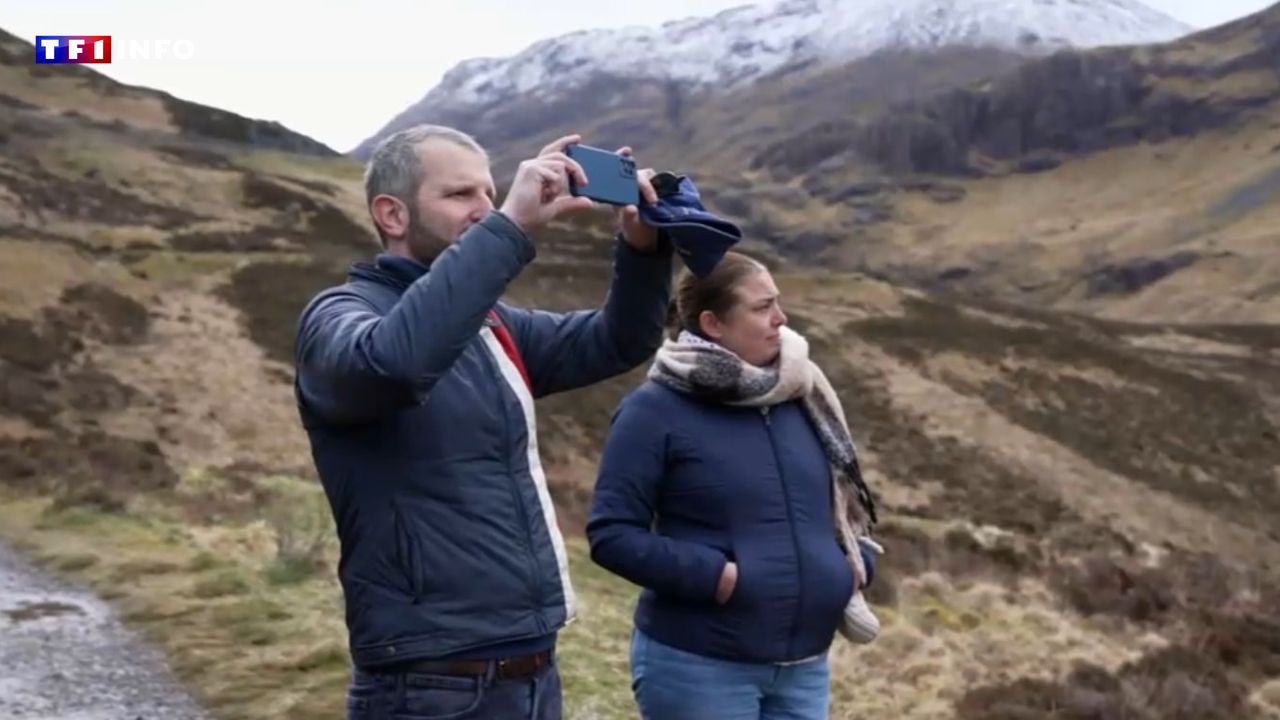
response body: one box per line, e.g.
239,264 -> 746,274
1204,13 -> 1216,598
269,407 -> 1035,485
293,125 -> 671,719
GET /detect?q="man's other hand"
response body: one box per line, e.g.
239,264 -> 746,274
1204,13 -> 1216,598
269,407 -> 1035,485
614,146 -> 659,253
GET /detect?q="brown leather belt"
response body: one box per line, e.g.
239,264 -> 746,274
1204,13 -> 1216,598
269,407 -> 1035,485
389,650 -> 553,680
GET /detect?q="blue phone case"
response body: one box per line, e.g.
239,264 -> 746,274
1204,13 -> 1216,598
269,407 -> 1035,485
566,144 -> 639,206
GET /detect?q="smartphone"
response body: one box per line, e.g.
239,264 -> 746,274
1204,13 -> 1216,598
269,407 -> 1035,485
566,143 -> 639,207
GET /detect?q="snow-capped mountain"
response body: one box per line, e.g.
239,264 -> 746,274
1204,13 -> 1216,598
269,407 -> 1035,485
353,0 -> 1192,155
438,0 -> 1187,105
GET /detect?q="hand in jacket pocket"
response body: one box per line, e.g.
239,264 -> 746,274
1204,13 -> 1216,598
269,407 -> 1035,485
715,561 -> 738,604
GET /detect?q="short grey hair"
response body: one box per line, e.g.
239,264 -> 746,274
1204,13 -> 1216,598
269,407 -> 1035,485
363,124 -> 487,245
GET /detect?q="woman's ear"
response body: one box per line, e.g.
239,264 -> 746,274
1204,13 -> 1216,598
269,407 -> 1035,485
698,309 -> 724,339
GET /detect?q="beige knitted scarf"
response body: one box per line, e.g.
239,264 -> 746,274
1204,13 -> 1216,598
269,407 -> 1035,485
649,327 -> 879,582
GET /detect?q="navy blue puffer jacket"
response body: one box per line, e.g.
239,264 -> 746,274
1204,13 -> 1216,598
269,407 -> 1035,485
294,211 -> 672,668
587,379 -> 864,663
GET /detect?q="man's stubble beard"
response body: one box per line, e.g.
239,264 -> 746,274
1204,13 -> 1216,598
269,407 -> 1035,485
403,202 -> 452,267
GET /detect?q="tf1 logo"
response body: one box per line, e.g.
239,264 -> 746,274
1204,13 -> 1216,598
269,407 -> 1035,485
35,36 -> 112,64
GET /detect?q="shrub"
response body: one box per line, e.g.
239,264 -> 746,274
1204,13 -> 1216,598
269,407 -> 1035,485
1051,554 -> 1177,623
258,476 -> 334,584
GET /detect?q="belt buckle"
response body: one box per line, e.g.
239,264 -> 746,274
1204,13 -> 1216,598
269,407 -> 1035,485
497,657 -> 518,678
497,653 -> 543,679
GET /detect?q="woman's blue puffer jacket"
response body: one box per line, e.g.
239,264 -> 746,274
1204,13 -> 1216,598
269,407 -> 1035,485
587,380 -> 869,663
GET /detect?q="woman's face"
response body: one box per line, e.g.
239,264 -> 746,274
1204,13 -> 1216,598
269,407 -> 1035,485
701,269 -> 788,367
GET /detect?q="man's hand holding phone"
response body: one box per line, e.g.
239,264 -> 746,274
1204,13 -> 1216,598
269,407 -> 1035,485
498,138 -> 594,232
562,138 -> 660,252
500,133 -> 660,251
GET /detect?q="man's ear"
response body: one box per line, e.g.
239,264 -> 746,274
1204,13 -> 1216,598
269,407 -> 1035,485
370,195 -> 409,241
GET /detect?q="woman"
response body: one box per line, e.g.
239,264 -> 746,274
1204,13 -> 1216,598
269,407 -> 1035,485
586,251 -> 882,720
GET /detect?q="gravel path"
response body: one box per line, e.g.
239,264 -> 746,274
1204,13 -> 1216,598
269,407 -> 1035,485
0,542 -> 208,720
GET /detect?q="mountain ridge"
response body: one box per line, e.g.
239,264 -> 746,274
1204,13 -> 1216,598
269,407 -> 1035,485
352,0 -> 1191,157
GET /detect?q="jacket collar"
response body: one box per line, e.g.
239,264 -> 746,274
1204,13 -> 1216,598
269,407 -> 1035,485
348,252 -> 429,291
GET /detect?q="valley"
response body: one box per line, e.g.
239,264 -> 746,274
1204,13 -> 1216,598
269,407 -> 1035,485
0,2 -> 1278,717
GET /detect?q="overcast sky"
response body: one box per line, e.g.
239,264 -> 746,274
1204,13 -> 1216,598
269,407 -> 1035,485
4,0 -> 1274,152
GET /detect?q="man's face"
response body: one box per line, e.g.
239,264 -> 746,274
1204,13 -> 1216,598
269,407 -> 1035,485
402,140 -> 497,264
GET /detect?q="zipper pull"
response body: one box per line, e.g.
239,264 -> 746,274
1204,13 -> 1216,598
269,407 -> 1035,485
760,407 -> 771,425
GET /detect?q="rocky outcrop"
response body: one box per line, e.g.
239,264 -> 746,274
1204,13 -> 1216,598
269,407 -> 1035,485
857,51 -> 1150,175
1085,252 -> 1200,297
162,97 -> 337,157
849,14 -> 1280,177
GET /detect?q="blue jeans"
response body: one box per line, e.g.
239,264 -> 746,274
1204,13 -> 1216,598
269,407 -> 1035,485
345,659 -> 561,720
630,630 -> 830,720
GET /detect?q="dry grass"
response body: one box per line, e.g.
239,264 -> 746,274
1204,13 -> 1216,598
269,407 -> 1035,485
859,123 -> 1280,323
230,148 -> 365,185
829,575 -> 1154,720
1160,68 -> 1280,102
36,133 -> 249,220
0,485 -> 1190,720
1254,679 -> 1280,718
257,475 -> 335,584
0,493 -> 354,720
0,239 -> 102,319
0,65 -> 173,132
1123,330 -> 1259,358
124,251 -> 255,284
0,489 -> 660,720
91,289 -> 312,473
849,297 -> 1280,540
776,270 -> 908,327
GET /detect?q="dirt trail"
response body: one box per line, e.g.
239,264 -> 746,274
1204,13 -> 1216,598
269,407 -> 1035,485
0,542 -> 208,720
